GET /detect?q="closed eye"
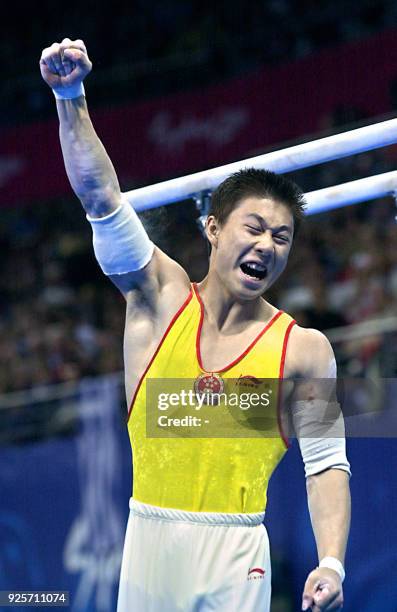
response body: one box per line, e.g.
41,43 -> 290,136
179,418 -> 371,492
246,225 -> 290,243
246,225 -> 262,234
274,235 -> 289,244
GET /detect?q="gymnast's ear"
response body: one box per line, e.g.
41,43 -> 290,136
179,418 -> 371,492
205,214 -> 220,247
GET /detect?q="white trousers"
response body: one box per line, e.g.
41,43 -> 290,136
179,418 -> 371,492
117,499 -> 271,612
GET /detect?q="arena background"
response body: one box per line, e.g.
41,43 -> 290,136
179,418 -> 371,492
1,2 -> 397,611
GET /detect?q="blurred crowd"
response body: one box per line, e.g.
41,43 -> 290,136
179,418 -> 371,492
0,211 -> 124,393
279,142 -> 397,377
1,139 -> 397,395
2,1 -> 397,394
3,0 -> 397,125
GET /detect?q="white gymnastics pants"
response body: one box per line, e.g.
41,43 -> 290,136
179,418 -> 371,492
117,498 -> 271,612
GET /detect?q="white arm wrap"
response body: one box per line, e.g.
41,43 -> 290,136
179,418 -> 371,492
292,400 -> 351,478
53,82 -> 86,100
87,198 -> 154,275
319,556 -> 345,583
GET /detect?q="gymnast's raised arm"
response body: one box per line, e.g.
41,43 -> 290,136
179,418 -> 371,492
39,38 -> 190,303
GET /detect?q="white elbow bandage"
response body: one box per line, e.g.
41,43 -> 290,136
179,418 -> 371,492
292,400 -> 351,478
87,198 -> 154,275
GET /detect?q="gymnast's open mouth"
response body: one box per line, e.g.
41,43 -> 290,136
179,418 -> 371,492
240,261 -> 268,281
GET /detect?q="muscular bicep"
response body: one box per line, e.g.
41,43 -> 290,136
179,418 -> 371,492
283,327 -> 350,477
282,326 -> 339,438
287,326 -> 337,400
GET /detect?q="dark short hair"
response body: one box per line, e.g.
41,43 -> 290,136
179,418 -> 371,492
208,168 -> 306,235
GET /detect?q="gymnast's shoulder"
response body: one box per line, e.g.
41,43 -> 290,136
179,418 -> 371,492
284,323 -> 336,378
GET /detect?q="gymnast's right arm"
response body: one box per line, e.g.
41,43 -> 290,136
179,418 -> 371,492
39,38 -> 189,301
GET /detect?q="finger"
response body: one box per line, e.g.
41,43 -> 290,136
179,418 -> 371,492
59,37 -> 73,51
53,61 -> 66,77
58,37 -> 90,79
49,42 -> 65,75
314,586 -> 340,610
61,59 -> 74,76
41,44 -> 63,76
62,48 -> 85,62
40,48 -> 56,73
56,49 -> 71,76
62,48 -> 92,80
73,38 -> 87,53
60,37 -> 87,54
59,38 -> 86,69
39,60 -> 62,89
39,47 -> 50,68
302,578 -> 321,610
301,594 -> 314,610
59,49 -> 74,76
40,54 -> 60,80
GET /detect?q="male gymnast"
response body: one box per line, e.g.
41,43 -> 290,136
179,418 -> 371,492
40,38 -> 351,612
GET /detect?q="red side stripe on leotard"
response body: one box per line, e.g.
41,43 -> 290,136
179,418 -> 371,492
277,319 -> 296,449
126,289 -> 193,423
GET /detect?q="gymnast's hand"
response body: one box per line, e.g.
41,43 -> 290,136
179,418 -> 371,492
39,38 -> 92,91
301,567 -> 344,611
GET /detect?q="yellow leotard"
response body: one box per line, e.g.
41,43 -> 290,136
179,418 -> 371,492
127,283 -> 296,513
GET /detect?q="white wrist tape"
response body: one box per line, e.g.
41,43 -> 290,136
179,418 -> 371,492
319,557 -> 345,583
53,82 -> 85,100
292,400 -> 351,478
87,198 -> 154,275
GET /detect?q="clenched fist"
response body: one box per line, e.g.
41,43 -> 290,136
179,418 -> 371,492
40,38 -> 92,93
302,567 -> 344,611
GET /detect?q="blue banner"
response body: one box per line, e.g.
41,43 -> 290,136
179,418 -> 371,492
0,375 -> 396,611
